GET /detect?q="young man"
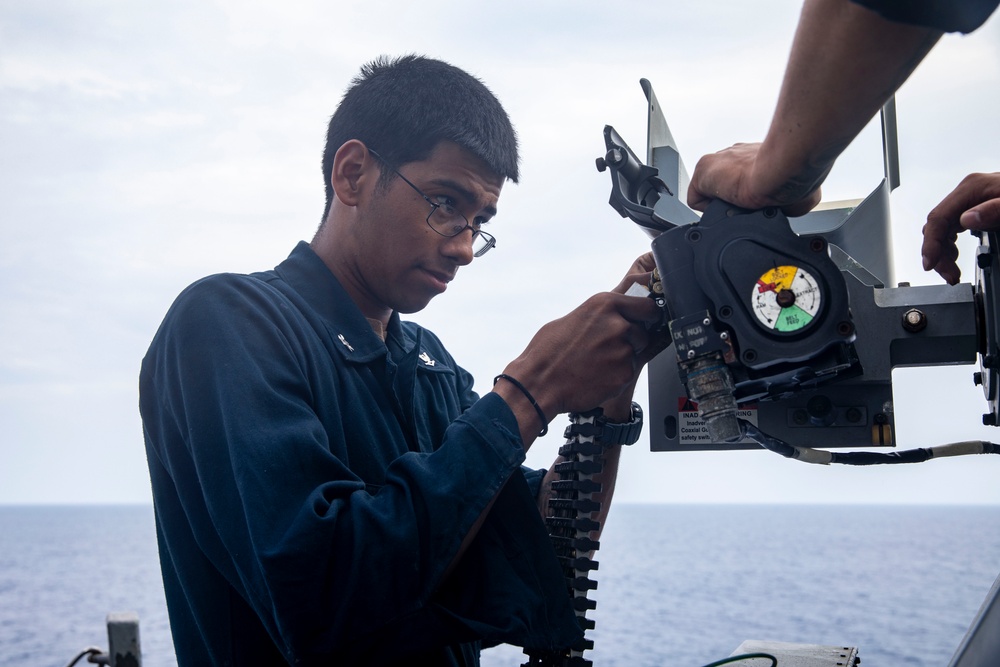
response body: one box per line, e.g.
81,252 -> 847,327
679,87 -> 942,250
140,55 -> 659,666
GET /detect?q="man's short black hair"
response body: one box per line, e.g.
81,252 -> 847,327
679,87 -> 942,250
321,55 -> 520,220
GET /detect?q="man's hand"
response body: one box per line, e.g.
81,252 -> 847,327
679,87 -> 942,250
512,293 -> 658,415
493,254 -> 662,444
687,142 -> 823,217
611,252 -> 654,294
922,172 -> 1000,285
604,251 -> 665,418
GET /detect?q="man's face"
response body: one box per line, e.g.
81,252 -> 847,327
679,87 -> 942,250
351,141 -> 504,316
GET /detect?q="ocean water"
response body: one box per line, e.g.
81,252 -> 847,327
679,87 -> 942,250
0,505 -> 173,667
2,505 -> 999,667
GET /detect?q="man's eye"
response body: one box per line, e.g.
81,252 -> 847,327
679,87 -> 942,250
433,196 -> 458,216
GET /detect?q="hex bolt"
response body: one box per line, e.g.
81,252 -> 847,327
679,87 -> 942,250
901,308 -> 927,333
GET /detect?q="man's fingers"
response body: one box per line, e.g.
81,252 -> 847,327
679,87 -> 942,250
920,174 -> 1000,284
780,188 -> 823,217
963,198 -> 1000,230
611,291 -> 661,325
613,271 -> 653,295
630,251 -> 656,272
612,253 -> 657,294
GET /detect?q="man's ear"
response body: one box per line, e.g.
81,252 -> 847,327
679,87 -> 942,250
330,139 -> 377,207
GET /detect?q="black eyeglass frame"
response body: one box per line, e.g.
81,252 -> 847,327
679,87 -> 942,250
367,148 -> 497,258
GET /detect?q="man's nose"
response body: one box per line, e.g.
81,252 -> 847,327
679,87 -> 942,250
441,228 -> 475,265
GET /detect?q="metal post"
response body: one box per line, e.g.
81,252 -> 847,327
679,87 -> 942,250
106,612 -> 141,667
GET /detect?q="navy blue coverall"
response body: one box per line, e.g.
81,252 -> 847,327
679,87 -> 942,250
140,242 -> 581,666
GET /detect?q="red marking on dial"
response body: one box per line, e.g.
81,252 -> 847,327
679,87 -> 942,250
757,280 -> 777,294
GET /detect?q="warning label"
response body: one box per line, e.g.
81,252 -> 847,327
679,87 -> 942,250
677,398 -> 758,445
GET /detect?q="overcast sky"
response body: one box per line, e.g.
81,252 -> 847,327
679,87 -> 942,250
2,1 -> 999,505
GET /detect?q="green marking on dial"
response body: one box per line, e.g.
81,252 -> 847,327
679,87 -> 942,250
774,304 -> 814,332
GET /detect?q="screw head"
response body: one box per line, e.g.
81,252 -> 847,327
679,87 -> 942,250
901,308 -> 927,333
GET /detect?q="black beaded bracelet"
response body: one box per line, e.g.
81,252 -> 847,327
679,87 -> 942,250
494,373 -> 549,437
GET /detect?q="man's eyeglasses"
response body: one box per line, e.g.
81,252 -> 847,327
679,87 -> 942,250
368,149 -> 496,257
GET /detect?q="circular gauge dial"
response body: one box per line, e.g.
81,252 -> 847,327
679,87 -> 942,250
751,265 -> 821,333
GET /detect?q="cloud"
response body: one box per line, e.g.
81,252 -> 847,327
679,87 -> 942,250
2,0 -> 999,504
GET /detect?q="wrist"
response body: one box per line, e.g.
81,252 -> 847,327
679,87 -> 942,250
499,358 -> 561,420
493,373 -> 551,438
566,402 -> 644,448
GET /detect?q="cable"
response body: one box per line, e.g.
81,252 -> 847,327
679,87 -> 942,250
64,647 -> 108,667
739,419 -> 1000,466
698,652 -> 778,667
